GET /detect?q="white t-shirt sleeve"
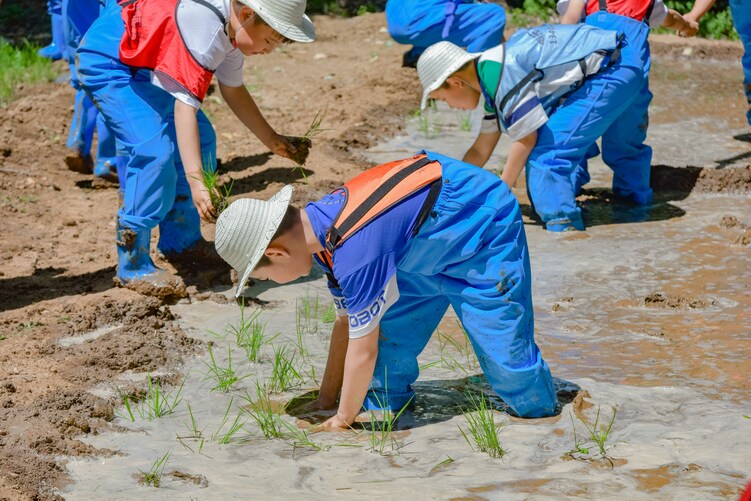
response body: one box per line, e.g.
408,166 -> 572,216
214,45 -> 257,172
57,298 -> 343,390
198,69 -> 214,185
648,0 -> 668,27
214,49 -> 245,87
154,0 -> 243,106
346,274 -> 400,339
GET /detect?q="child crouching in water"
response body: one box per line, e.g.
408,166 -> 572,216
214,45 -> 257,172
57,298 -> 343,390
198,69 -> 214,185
215,151 -> 558,429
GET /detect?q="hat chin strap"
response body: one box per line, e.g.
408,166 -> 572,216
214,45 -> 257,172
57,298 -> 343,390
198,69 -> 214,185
230,11 -> 257,48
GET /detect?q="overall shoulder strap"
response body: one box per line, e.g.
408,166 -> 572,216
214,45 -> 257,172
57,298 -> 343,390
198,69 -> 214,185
188,0 -> 227,24
325,154 -> 442,253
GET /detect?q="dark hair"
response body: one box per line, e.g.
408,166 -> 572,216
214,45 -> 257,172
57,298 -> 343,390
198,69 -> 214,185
254,205 -> 298,269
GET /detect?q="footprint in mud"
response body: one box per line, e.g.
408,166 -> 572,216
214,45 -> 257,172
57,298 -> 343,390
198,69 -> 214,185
642,292 -> 716,310
718,215 -> 751,246
552,297 -> 575,312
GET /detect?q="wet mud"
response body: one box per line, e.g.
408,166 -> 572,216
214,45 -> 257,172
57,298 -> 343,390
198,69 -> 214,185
1,11 -> 750,501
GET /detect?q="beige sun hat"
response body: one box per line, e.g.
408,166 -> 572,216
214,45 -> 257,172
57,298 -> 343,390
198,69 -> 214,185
239,0 -> 316,43
417,41 -> 480,110
215,185 -> 294,297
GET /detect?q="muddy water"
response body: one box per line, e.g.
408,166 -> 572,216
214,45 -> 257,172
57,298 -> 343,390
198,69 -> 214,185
62,59 -> 750,498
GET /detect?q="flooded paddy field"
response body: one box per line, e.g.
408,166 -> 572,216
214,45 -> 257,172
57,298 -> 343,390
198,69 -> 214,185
0,11 -> 748,500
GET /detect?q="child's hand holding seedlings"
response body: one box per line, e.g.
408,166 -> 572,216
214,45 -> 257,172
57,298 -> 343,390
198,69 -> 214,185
270,135 -> 312,165
188,177 -> 220,223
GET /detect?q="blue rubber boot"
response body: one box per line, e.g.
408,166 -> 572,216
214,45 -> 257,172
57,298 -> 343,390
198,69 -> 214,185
93,158 -> 119,183
116,222 -> 186,299
39,14 -> 65,61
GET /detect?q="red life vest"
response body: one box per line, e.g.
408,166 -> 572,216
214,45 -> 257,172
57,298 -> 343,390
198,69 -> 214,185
317,154 -> 443,287
118,0 -> 226,102
585,0 -> 656,23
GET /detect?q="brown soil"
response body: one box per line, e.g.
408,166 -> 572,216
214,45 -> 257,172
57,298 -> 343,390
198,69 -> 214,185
651,163 -> 751,194
642,292 -> 717,310
0,11 -> 746,500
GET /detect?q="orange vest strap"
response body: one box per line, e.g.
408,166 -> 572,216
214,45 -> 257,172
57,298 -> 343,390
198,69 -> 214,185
325,154 -> 442,254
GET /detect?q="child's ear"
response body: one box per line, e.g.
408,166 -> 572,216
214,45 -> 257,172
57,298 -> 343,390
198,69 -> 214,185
445,76 -> 463,88
239,6 -> 255,24
264,244 -> 290,260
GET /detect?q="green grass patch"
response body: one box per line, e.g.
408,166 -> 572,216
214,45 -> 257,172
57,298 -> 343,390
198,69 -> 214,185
0,41 -> 57,106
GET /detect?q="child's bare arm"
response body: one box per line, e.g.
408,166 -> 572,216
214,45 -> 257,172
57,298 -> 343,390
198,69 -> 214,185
319,326 -> 380,430
218,82 -> 311,164
174,100 -> 218,222
662,9 -> 699,36
501,131 -> 537,188
463,130 -> 501,168
561,0 -> 586,24
685,0 -> 716,22
316,316 -> 350,408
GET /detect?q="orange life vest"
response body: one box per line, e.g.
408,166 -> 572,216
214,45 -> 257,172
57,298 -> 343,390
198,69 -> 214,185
317,154 -> 443,287
118,0 -> 224,102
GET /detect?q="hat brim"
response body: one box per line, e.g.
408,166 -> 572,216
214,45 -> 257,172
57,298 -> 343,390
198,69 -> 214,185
243,0 -> 316,43
420,52 -> 480,110
235,185 -> 294,297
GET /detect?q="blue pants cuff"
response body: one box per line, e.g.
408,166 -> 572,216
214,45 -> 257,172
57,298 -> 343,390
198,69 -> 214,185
363,388 -> 415,412
613,187 -> 653,205
545,214 -> 585,232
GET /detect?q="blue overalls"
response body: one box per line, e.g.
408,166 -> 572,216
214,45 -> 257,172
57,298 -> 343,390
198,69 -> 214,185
386,0 -> 506,65
364,151 -> 557,418
571,0 -> 655,206
489,25 -> 649,231
730,0 -> 751,125
63,0 -> 119,181
77,0 -> 217,285
39,0 -> 66,60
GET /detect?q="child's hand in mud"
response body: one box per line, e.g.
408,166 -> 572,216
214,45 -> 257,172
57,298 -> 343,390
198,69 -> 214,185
188,178 -> 218,223
286,394 -> 337,422
311,414 -> 351,432
270,134 -> 312,165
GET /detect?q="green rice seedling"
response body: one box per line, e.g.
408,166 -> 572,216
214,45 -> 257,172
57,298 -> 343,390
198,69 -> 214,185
297,290 -> 320,333
365,384 -> 413,456
210,397 -> 247,445
198,153 -> 234,215
418,114 -> 434,139
138,451 -> 171,488
578,406 -> 616,457
282,420 -> 330,454
203,344 -> 249,393
268,343 -> 305,393
229,300 -> 275,363
320,303 -> 336,324
459,113 -> 473,132
0,41 -> 57,106
115,386 -> 137,422
566,412 -> 590,456
175,402 -> 209,455
292,108 -> 330,177
242,382 -> 286,439
458,391 -> 505,459
139,374 -> 186,420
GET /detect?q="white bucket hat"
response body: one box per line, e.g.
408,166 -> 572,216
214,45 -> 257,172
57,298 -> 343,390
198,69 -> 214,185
417,41 -> 480,110
238,0 -> 316,43
215,185 -> 294,297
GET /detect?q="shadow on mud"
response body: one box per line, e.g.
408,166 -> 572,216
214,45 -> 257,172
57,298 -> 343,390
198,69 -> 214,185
0,266 -> 116,313
218,152 -> 273,173
230,166 -> 313,196
287,376 -> 580,431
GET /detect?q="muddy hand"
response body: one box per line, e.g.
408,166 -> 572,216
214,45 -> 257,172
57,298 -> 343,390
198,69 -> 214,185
188,180 -> 218,223
310,414 -> 350,432
272,135 -> 312,165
